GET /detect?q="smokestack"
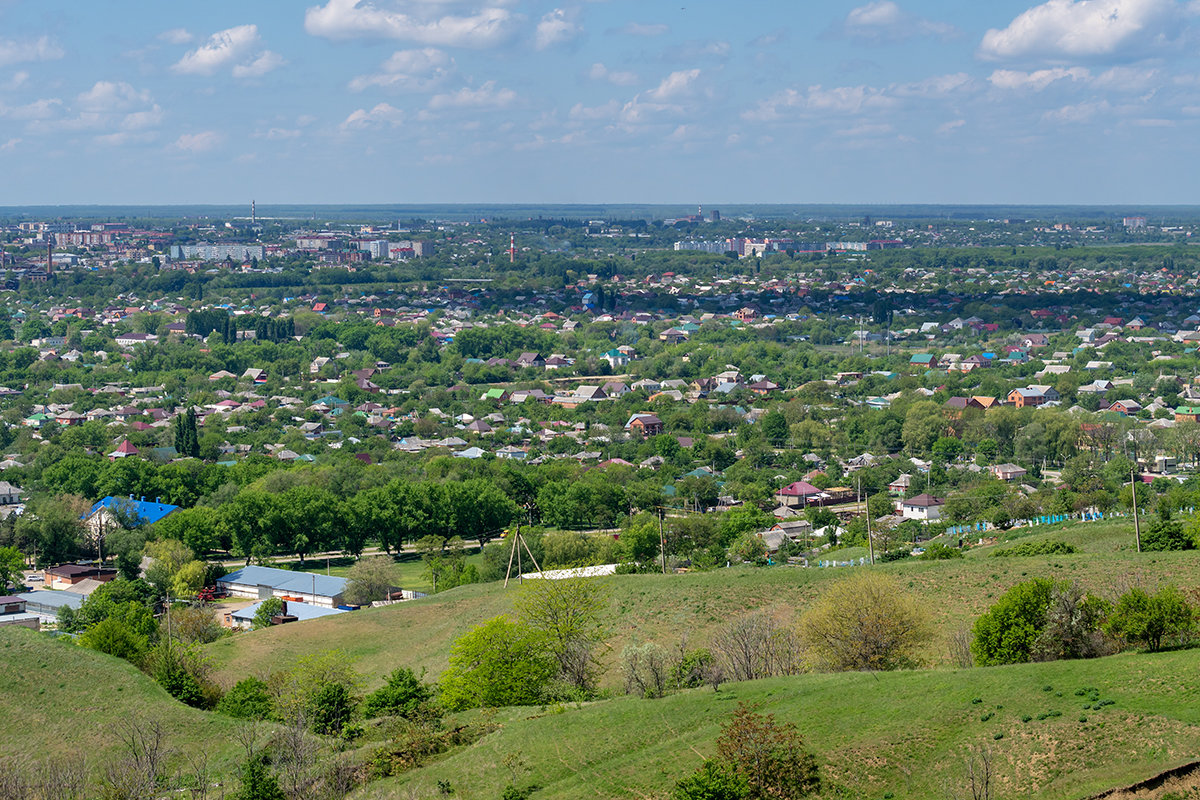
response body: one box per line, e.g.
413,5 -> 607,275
251,200 -> 256,224
46,239 -> 52,273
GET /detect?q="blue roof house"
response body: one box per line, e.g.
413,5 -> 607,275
85,496 -> 179,536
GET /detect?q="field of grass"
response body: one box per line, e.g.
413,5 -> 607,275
5,515 -> 1200,800
351,649 -> 1200,800
206,517 -> 1200,694
0,627 -> 251,777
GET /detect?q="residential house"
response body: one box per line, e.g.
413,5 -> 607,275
1109,399 -> 1143,416
1007,385 -> 1059,408
626,413 -> 664,438
84,496 -> 179,537
777,481 -> 824,508
990,463 -> 1028,482
602,349 -> 630,369
44,564 -> 118,591
900,494 -> 945,521
1175,406 -> 1200,423
0,481 -> 21,505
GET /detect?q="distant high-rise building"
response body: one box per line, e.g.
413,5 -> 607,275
1123,216 -> 1147,229
170,244 -> 264,261
710,209 -> 720,222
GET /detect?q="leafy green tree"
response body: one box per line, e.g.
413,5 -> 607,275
727,532 -> 768,565
17,494 -> 88,566
1142,506 -> 1194,552
718,505 -> 773,546
253,597 -> 284,630
0,545 -> 24,590
761,410 -> 788,447
800,572 -> 931,671
515,577 -> 609,692
363,667 -> 435,719
674,760 -> 750,800
309,682 -> 355,736
217,677 -> 273,720
969,578 -> 1104,665
105,527 -> 146,581
232,753 -> 286,800
78,611 -> 155,662
715,703 -> 820,799
1104,586 -> 1196,652
343,555 -> 398,605
440,616 -> 557,711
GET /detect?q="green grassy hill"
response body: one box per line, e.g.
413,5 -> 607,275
350,649 -> 1200,800
0,627 -> 250,776
206,519 -> 1200,693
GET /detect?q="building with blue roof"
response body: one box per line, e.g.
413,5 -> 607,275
228,599 -> 346,629
17,590 -> 83,622
85,496 -> 180,536
218,565 -> 349,608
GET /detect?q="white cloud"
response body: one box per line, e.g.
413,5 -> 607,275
260,127 -> 303,139
349,48 -> 455,91
77,81 -> 152,111
232,50 -> 287,78
587,63 -> 638,86
1042,99 -> 1110,122
304,0 -> 516,48
1093,65 -> 1161,89
646,69 -> 700,101
937,118 -> 966,134
428,81 -> 515,109
989,67 -> 1091,90
0,36 -> 64,67
173,25 -> 284,78
158,28 -> 194,45
0,97 -> 62,121
0,138 -> 19,152
569,99 -> 620,120
610,22 -> 669,37
894,72 -> 973,96
833,1 -> 956,42
980,0 -> 1183,61
536,8 -> 581,50
836,122 -> 895,137
5,71 -> 29,90
742,84 -> 897,121
340,102 -> 405,130
175,131 -> 224,152
663,40 -> 730,61
120,106 -> 164,130
95,131 -> 158,147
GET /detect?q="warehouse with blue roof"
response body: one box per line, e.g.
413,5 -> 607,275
217,565 -> 348,609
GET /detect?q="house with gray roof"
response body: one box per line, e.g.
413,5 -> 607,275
217,565 -> 348,609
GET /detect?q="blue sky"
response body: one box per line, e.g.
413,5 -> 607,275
3,0 -> 1200,205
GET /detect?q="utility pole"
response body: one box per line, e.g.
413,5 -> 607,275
657,508 -> 667,575
859,477 -> 875,565
1130,468 -> 1142,553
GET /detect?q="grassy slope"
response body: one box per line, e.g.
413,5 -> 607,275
206,518 -> 1200,692
352,649 -> 1200,800
0,627 -> 250,776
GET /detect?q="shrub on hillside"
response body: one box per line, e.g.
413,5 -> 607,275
800,572 -> 932,671
363,668 -> 435,719
439,617 -> 557,711
1142,508 -> 1195,552
1103,586 -> 1196,652
919,543 -> 963,560
971,579 -> 1107,665
991,541 -> 1077,557
717,703 -> 820,799
217,677 -> 273,720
